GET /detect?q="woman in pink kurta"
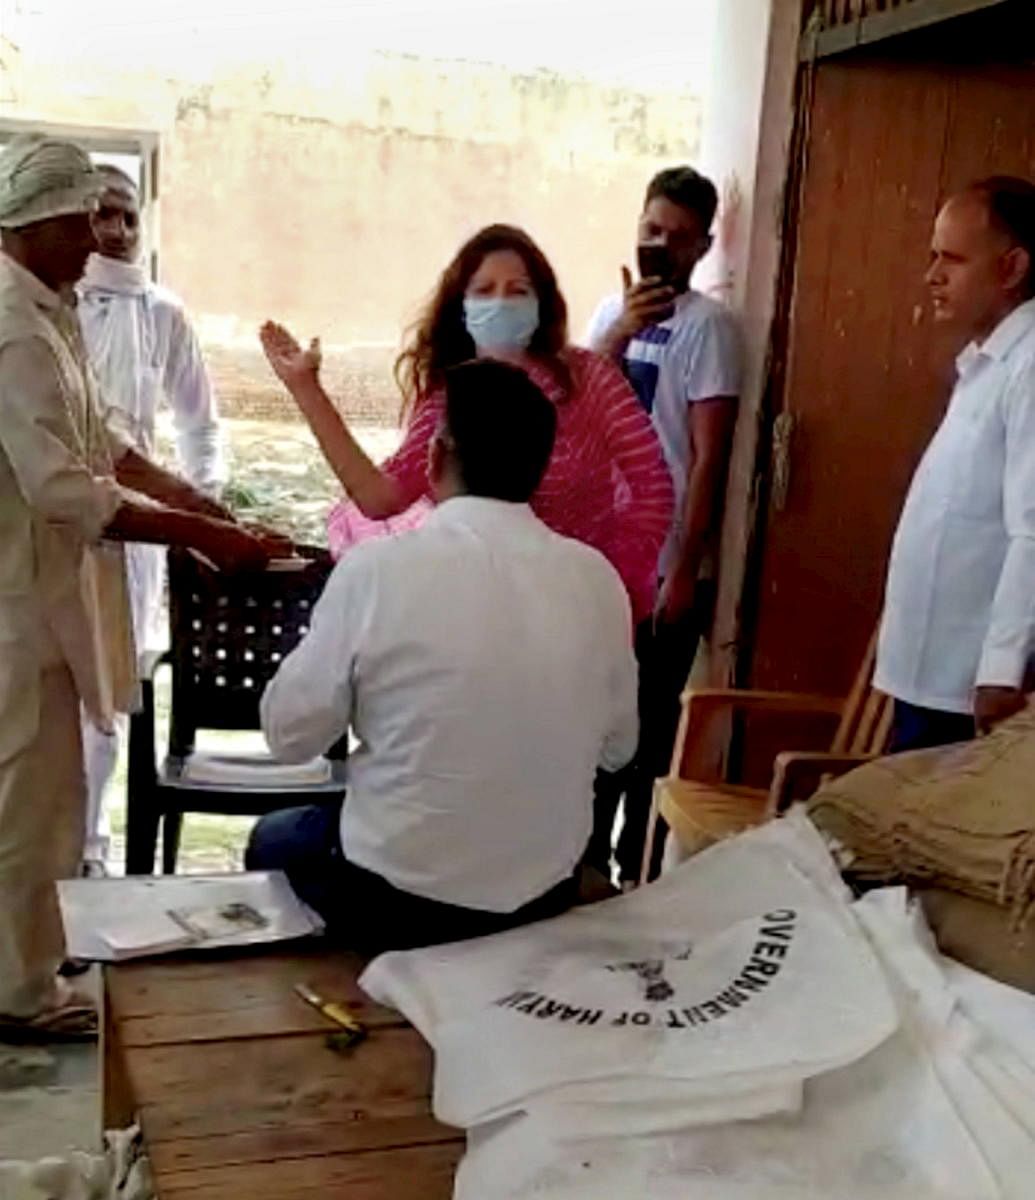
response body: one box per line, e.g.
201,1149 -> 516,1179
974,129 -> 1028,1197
261,224 -> 673,624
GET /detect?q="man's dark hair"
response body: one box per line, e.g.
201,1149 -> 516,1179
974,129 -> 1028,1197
965,175 -> 1035,298
442,360 -> 557,503
645,166 -> 718,230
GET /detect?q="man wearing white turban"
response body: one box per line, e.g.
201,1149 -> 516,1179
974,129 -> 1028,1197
0,134 -> 280,1038
77,163 -> 225,871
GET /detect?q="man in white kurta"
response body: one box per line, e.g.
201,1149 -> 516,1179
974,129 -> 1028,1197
876,178 -> 1035,752
78,164 -> 225,866
0,135 -> 277,1035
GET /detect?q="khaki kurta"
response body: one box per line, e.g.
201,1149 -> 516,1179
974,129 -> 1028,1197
0,253 -> 135,747
0,251 -> 135,1015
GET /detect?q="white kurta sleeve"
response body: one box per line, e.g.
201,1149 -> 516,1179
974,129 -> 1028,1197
260,558 -> 366,762
163,305 -> 225,495
0,336 -> 124,541
104,410 -> 135,464
976,358 -> 1035,689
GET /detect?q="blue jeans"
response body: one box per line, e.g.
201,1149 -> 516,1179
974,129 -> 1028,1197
888,700 -> 975,754
246,801 -> 577,955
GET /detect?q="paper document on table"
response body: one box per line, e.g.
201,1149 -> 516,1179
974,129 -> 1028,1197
167,901 -> 271,941
95,910 -> 196,960
58,870 -> 323,962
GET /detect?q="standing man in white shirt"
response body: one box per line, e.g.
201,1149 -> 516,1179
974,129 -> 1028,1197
876,177 -> 1035,752
78,164 -> 225,870
585,166 -> 741,883
248,359 -> 639,952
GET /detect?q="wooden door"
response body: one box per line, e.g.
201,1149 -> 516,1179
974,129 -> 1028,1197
745,9 -> 1035,698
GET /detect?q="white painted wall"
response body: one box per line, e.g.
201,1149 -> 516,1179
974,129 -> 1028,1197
696,0 -> 803,685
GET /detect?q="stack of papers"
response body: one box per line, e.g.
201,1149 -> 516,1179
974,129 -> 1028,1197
58,870 -> 323,962
180,753 -> 334,788
96,910 -> 196,960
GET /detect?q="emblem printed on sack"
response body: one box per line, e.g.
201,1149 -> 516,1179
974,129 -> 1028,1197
494,910 -> 798,1030
604,945 -> 693,1003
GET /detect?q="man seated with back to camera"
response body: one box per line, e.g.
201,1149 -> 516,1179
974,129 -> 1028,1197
247,359 -> 639,954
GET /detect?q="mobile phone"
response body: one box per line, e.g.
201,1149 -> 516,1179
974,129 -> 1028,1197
637,243 -> 674,285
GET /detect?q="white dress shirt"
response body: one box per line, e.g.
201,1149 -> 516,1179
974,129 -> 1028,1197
876,298 -> 1035,713
262,496 -> 638,912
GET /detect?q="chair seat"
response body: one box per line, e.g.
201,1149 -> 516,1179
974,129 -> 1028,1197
656,777 -> 770,859
161,751 -> 346,793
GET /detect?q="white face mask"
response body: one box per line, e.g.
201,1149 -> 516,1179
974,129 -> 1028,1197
463,295 -> 540,353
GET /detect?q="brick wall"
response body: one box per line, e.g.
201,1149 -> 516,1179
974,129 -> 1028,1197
204,343 -> 400,426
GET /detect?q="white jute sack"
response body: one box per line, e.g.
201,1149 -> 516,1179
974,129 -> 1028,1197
452,889 -> 1035,1200
360,812 -> 898,1134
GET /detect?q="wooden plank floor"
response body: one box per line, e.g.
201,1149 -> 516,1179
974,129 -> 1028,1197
105,942 -> 463,1199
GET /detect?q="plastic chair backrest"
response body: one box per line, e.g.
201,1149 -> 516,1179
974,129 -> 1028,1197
167,547 -> 334,757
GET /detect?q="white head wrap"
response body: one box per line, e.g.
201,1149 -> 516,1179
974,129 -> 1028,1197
0,134 -> 104,230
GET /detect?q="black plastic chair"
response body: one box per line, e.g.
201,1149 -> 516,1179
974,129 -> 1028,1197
126,545 -> 347,874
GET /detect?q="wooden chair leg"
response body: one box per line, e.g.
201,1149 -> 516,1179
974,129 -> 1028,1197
162,811 -> 183,875
125,801 -> 160,875
639,787 -> 660,886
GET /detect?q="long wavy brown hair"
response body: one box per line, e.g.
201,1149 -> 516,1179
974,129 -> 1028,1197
394,224 -> 572,419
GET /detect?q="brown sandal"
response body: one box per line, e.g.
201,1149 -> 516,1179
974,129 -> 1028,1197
0,999 -> 98,1043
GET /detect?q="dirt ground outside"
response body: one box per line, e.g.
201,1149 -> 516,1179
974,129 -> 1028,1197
220,415 -> 402,546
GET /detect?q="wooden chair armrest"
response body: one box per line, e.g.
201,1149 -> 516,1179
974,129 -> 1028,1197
674,689 -> 844,783
767,750 -> 876,816
682,689 -> 845,719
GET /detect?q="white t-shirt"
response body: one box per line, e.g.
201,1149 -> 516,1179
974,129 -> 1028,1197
586,290 -> 742,578
261,496 -> 639,912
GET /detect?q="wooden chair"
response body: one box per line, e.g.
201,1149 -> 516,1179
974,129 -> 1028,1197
640,631 -> 892,882
126,546 -> 348,874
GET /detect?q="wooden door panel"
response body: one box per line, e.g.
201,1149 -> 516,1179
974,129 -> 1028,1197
746,37 -> 1035,699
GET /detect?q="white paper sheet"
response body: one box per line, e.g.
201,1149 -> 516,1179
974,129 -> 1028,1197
58,870 -> 323,961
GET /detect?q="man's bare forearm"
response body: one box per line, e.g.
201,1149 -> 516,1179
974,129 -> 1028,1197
115,447 -> 230,520
671,400 -> 738,581
672,462 -> 722,581
104,499 -> 273,572
104,499 -> 221,549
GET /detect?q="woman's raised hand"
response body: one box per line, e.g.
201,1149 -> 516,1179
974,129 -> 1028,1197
260,320 -> 322,391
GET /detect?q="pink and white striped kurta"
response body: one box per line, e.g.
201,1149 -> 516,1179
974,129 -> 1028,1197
328,348 -> 674,624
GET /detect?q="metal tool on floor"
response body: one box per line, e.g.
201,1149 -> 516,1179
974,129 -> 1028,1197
294,982 -> 367,1052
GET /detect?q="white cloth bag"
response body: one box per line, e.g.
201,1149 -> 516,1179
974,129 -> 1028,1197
453,890 -> 1035,1200
361,812 -> 898,1132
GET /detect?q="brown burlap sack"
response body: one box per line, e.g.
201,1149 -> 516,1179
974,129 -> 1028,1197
918,888 -> 1035,994
807,702 -> 1035,925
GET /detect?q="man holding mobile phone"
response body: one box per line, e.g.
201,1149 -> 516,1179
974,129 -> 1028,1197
585,166 -> 742,885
